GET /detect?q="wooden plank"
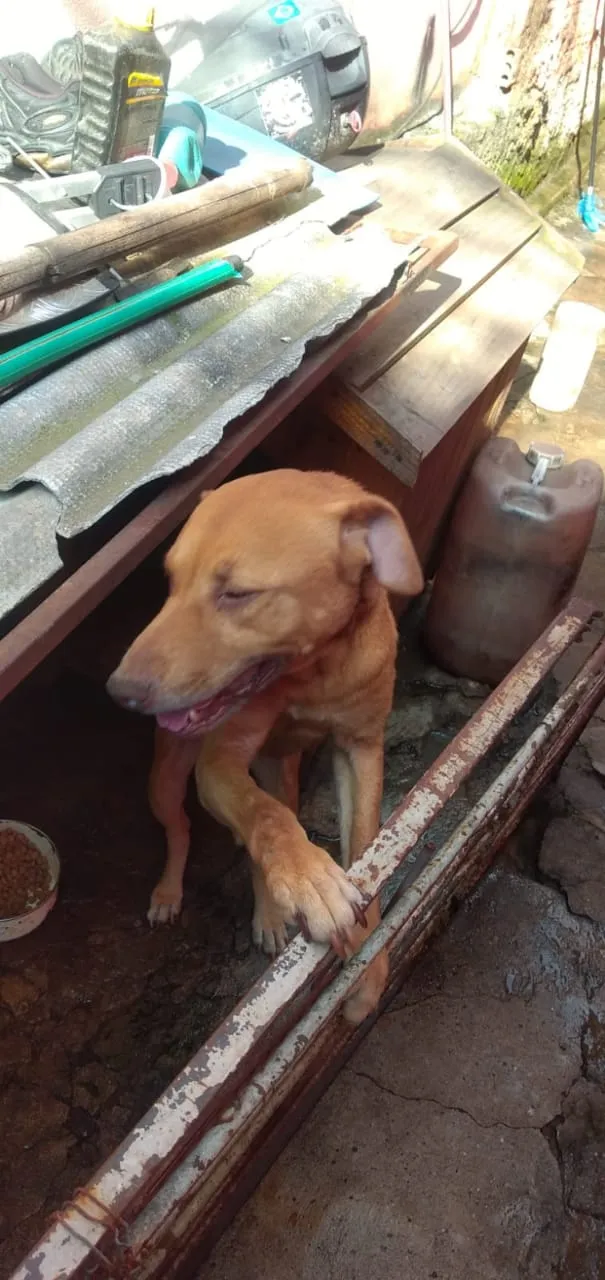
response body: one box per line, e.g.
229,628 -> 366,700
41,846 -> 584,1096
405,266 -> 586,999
319,375 -> 435,485
395,344 -> 527,578
322,228 -> 581,485
368,229 -> 581,443
339,188 -> 541,391
264,342 -> 526,589
360,139 -> 500,234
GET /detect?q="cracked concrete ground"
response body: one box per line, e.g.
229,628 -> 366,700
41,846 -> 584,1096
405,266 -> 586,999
199,829 -> 605,1280
196,215 -> 605,1278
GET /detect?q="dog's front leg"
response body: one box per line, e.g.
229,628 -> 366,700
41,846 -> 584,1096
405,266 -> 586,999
147,727 -> 200,924
195,737 -> 365,953
333,739 -> 389,1025
250,752 -> 302,954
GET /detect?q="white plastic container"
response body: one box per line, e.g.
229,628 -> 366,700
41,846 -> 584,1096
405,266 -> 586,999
0,821 -> 60,942
529,300 -> 605,412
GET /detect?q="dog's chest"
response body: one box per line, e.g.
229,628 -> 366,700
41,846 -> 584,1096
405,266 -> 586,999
266,695 -> 351,755
268,705 -> 329,752
269,628 -> 389,752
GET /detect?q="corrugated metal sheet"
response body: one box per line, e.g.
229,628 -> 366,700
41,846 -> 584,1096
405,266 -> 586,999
0,96 -> 380,632
0,211 -> 404,627
0,486 -> 64,625
1,221 -> 407,537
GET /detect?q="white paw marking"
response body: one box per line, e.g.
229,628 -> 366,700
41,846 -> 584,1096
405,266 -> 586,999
147,888 -> 182,926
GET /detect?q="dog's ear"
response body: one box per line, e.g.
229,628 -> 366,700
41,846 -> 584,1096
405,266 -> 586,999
334,497 -> 424,596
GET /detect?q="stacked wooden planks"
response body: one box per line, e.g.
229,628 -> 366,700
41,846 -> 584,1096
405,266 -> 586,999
310,139 -> 583,569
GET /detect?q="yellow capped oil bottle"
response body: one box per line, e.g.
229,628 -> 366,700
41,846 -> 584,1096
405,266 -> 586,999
71,5 -> 171,172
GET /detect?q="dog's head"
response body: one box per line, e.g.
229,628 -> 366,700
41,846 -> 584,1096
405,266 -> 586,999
107,470 -> 423,735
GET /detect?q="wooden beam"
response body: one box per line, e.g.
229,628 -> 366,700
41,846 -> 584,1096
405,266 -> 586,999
360,139 -> 500,230
339,188 -> 541,391
322,228 -> 582,485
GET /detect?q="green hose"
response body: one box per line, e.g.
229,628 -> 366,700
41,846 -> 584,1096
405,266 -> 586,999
0,256 -> 242,393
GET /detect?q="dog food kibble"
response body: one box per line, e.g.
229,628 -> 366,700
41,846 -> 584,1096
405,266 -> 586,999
0,829 -> 51,917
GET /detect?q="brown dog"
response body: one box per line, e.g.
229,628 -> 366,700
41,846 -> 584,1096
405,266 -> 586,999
107,470 -> 423,1022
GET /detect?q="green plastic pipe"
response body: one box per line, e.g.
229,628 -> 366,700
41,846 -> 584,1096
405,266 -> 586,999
0,256 -> 242,392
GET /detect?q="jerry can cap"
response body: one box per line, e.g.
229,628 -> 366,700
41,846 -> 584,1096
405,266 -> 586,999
526,441 -> 565,487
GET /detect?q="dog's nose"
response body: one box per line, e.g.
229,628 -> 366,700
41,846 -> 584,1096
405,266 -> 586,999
106,669 -> 153,712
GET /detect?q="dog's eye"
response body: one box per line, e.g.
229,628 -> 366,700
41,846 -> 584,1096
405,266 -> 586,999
216,587 -> 261,610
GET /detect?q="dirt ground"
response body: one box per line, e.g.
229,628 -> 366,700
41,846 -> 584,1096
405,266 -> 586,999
2,193 -> 605,1278
0,561 -> 269,1273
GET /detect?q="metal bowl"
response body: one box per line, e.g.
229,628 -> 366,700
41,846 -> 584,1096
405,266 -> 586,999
0,821 -> 60,942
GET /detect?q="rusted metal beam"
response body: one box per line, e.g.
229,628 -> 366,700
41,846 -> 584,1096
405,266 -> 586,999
10,598 -> 599,1280
0,230 -> 457,703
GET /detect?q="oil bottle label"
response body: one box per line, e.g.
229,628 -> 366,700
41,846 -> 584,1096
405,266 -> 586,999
113,69 -> 168,160
126,70 -> 165,103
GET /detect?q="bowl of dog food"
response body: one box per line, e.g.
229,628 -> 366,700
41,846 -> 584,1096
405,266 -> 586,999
0,821 -> 60,941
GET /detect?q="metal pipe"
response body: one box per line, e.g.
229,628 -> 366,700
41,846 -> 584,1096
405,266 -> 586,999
441,0 -> 454,139
588,0 -> 605,190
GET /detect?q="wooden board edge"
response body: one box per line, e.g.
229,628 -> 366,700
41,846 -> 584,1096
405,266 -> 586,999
349,216 -> 541,390
449,137 -> 585,275
361,223 -> 581,470
538,219 -> 585,276
336,228 -> 458,385
334,222 -> 580,479
316,376 -> 422,486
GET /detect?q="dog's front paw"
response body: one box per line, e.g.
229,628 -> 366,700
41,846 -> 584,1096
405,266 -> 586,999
265,839 -> 366,951
147,879 -> 182,926
343,950 -> 389,1025
252,897 -> 290,956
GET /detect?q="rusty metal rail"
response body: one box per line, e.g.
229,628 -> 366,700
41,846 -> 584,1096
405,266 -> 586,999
11,598 -> 604,1280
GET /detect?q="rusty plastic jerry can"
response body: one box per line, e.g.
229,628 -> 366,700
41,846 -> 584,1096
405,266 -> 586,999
423,438 -> 603,686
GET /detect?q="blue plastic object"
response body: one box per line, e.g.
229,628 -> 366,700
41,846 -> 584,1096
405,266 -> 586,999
157,92 -> 207,190
577,187 -> 605,234
159,124 -> 203,189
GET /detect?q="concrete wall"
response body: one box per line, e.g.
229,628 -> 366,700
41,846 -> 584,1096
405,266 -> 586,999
455,0 -> 603,192
349,0 -> 603,192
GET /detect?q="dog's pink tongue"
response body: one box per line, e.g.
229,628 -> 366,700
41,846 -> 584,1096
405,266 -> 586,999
156,707 -> 195,734
156,689 -> 230,734
155,658 -> 284,737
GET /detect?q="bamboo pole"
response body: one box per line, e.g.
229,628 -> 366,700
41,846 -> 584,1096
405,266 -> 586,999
0,158 -> 313,301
